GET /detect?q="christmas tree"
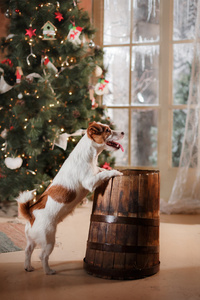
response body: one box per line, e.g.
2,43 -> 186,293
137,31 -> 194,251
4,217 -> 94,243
0,0 -> 113,202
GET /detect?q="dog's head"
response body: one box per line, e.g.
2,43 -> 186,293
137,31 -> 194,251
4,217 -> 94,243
87,122 -> 124,152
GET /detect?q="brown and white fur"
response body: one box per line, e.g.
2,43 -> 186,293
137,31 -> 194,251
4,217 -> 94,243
16,122 -> 124,275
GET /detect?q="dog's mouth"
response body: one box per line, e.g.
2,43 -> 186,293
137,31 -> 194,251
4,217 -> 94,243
106,141 -> 124,152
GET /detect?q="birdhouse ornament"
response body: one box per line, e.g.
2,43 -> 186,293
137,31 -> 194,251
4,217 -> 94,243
42,21 -> 57,40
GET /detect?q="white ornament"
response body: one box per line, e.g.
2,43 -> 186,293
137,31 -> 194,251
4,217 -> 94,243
94,66 -> 103,77
1,129 -> 8,139
41,56 -> 58,74
67,25 -> 83,45
26,73 -> 43,83
95,80 -> 109,96
0,68 -> 13,94
18,93 -> 23,99
53,129 -> 86,150
5,156 -> 23,169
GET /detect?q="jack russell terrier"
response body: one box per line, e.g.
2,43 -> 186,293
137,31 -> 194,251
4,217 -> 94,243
16,121 -> 124,275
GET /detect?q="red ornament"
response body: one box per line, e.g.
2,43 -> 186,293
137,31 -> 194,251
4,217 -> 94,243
25,27 -> 36,38
10,126 -> 14,131
1,59 -> 13,67
102,162 -> 112,170
55,11 -> 64,22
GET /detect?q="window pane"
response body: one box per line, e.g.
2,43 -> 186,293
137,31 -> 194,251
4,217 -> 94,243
103,47 -> 130,106
173,0 -> 198,41
107,108 -> 129,166
131,45 -> 159,105
104,0 -> 131,45
132,0 -> 160,43
172,109 -> 187,167
173,43 -> 193,105
131,109 -> 158,166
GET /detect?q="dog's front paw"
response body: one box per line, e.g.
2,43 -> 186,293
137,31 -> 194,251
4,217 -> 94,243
109,170 -> 123,177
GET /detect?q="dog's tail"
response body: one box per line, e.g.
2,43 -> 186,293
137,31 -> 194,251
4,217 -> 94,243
16,190 -> 36,223
16,189 -> 36,203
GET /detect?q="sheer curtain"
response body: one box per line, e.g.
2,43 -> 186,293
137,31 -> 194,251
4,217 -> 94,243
161,0 -> 200,214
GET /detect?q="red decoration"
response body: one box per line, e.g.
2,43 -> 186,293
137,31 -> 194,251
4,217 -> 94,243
10,126 -> 14,131
15,66 -> 23,83
25,27 -> 36,38
99,80 -> 109,91
55,12 -> 64,22
1,59 -> 13,67
43,57 -> 50,66
102,162 -> 112,170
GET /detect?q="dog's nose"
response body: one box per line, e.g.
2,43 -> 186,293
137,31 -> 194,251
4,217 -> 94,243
121,132 -> 124,135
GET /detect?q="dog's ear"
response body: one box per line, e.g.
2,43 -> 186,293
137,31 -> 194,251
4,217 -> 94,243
87,122 -> 104,142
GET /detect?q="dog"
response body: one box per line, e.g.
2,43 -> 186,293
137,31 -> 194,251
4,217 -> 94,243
16,121 -> 124,275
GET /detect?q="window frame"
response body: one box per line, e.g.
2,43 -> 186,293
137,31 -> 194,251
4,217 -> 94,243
92,0 -> 190,201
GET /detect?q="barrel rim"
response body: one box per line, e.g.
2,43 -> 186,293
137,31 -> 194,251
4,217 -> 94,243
83,258 -> 160,280
121,169 -> 160,175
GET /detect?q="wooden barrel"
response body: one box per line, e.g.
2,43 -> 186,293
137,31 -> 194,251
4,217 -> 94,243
83,169 -> 160,280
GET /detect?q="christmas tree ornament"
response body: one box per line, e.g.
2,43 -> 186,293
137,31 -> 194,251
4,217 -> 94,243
95,78 -> 109,95
42,21 -> 57,40
4,156 -> 23,170
0,68 -> 13,94
25,27 -> 36,38
91,96 -> 98,109
56,1 -> 60,9
55,11 -> 64,22
101,162 -> 112,170
26,73 -> 43,83
94,65 -> 103,77
5,8 -> 12,18
89,86 -> 98,109
53,129 -> 86,150
54,133 -> 69,150
1,58 -> 13,67
89,40 -> 95,48
67,22 -> 83,45
15,66 -> 23,83
41,56 -> 58,74
15,9 -> 20,14
27,45 -> 37,66
18,93 -> 23,99
1,128 -> 8,139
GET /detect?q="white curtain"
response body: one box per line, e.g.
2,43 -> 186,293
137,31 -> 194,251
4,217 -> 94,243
161,0 -> 200,214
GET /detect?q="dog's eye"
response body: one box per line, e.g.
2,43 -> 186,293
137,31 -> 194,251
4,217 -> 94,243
105,128 -> 110,133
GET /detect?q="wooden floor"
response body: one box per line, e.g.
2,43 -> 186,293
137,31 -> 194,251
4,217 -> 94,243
0,202 -> 200,300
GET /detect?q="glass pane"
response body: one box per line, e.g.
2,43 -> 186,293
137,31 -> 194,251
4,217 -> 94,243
106,108 -> 129,166
131,45 -> 159,105
131,109 -> 158,166
132,0 -> 160,43
172,109 -> 187,167
104,0 -> 131,45
173,0 -> 198,41
103,47 -> 130,106
173,43 -> 193,105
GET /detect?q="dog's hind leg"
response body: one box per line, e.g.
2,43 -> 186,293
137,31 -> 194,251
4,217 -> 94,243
40,235 -> 56,275
24,238 -> 36,272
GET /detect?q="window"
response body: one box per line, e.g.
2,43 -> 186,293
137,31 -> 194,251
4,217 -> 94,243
92,0 -> 197,201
